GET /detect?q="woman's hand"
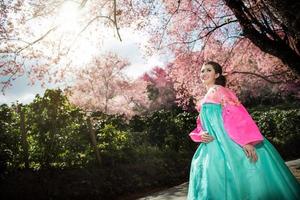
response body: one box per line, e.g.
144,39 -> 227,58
243,144 -> 258,162
201,131 -> 214,143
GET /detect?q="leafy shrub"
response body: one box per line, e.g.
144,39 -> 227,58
251,107 -> 300,160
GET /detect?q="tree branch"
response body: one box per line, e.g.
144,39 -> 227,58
167,19 -> 238,46
113,0 -> 122,41
230,70 -> 286,84
158,0 -> 181,49
223,0 -> 300,76
16,26 -> 57,53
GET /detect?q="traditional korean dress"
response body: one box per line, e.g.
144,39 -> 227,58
187,85 -> 300,200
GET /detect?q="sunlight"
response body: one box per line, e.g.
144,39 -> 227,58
56,1 -> 80,33
69,36 -> 99,67
48,1 -> 151,74
54,1 -> 99,67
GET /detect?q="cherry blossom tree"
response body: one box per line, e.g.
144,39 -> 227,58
1,0 -> 299,111
118,0 -> 300,75
142,66 -> 177,111
117,0 -> 300,107
0,0 -> 124,92
167,37 -> 299,108
67,53 -> 130,114
2,0 -> 300,88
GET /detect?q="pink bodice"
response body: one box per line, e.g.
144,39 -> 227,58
189,85 -> 264,147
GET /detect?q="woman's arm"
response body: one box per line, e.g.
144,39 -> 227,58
219,87 -> 264,147
189,115 -> 205,142
189,106 -> 214,143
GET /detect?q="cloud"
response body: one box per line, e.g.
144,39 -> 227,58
0,92 -> 37,105
0,75 -> 51,104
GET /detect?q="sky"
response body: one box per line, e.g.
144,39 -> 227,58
0,34 -> 168,105
0,2 -> 170,105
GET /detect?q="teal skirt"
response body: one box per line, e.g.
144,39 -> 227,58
187,103 -> 300,200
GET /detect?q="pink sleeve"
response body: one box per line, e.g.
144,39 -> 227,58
189,115 -> 205,142
220,88 -> 264,147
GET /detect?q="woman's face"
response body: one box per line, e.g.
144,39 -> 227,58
200,64 -> 219,85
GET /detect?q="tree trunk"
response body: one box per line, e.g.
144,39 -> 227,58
19,105 -> 29,169
87,117 -> 102,167
264,0 -> 300,43
224,0 -> 300,76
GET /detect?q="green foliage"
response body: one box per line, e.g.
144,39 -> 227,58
25,89 -> 91,169
0,104 -> 20,172
0,89 -> 299,199
97,123 -> 132,152
145,109 -> 196,152
242,88 -> 300,108
128,115 -> 147,132
92,112 -> 129,132
251,107 -> 300,160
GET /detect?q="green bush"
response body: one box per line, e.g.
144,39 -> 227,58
145,108 -> 197,152
0,104 -> 20,172
251,107 -> 300,160
26,89 -> 92,169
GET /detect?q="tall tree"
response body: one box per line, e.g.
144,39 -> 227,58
0,0 -> 123,91
1,0 -> 299,98
167,38 -> 299,107
118,0 -> 300,75
223,0 -> 300,75
67,53 -> 130,114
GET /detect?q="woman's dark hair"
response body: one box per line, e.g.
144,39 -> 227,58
204,61 -> 226,87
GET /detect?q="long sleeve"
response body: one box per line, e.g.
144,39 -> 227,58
189,103 -> 206,142
189,115 -> 205,142
220,87 -> 264,147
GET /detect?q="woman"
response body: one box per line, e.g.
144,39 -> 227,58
187,61 -> 300,200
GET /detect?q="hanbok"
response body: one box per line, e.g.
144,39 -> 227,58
187,85 -> 300,200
